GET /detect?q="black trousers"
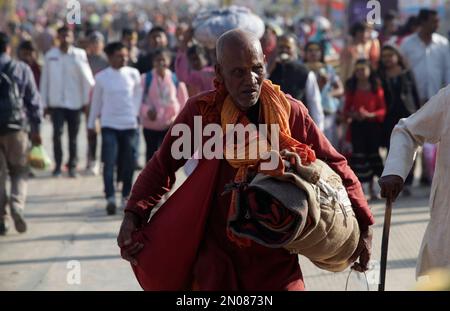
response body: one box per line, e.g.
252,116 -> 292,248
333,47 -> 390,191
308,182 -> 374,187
143,128 -> 168,162
350,121 -> 384,183
50,108 -> 82,170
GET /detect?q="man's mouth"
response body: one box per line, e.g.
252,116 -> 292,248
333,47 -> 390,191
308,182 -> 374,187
242,88 -> 259,96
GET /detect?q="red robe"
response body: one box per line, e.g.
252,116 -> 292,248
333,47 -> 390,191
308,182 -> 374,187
124,89 -> 374,291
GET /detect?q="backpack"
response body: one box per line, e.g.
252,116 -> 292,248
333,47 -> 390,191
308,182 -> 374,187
0,61 -> 25,132
143,71 -> 179,102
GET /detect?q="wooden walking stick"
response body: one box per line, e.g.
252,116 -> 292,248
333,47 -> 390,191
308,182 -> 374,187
378,197 -> 393,291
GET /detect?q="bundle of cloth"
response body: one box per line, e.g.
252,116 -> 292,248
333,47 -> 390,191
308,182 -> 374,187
192,5 -> 265,49
229,150 -> 360,273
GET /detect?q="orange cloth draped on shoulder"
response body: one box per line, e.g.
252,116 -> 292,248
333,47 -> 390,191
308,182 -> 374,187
220,80 -> 317,246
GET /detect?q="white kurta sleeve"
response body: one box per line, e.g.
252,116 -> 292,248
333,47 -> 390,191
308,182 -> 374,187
382,86 -> 450,181
305,71 -> 324,130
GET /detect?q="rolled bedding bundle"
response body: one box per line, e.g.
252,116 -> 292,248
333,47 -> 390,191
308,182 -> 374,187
229,150 -> 360,273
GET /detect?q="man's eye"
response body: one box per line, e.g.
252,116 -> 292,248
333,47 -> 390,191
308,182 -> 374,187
254,66 -> 264,73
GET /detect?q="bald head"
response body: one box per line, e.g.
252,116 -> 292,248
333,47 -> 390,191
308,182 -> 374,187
216,29 -> 263,65
215,29 -> 266,111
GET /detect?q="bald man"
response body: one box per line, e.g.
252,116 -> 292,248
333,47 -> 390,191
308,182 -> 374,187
117,30 -> 373,290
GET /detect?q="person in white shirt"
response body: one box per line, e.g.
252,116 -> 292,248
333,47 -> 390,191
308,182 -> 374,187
400,9 -> 450,104
88,42 -> 143,215
379,85 -> 450,278
40,26 -> 95,178
400,9 -> 450,185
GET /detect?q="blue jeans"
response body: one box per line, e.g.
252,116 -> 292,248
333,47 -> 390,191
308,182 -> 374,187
101,128 -> 137,199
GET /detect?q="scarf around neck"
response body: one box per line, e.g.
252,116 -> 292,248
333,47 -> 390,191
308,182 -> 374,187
220,79 -> 317,246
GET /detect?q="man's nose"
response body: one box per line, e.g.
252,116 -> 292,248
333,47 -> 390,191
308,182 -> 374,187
243,71 -> 258,85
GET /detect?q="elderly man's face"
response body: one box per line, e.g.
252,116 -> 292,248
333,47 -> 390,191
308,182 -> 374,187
216,43 -> 266,111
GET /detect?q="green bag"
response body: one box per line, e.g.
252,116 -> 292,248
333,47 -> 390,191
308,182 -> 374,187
28,145 -> 52,170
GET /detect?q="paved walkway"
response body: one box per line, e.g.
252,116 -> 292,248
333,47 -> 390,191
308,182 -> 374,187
0,119 -> 430,290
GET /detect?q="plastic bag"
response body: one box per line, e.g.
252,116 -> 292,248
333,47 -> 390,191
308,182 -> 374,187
345,261 -> 380,291
28,145 -> 52,170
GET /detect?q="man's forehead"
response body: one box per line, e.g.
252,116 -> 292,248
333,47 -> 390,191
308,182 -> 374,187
220,47 -> 264,68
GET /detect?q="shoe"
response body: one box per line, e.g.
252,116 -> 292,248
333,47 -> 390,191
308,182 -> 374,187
106,197 -> 117,215
11,211 -> 27,233
68,169 -> 78,178
86,161 -> 100,176
0,220 -> 9,236
52,168 -> 62,177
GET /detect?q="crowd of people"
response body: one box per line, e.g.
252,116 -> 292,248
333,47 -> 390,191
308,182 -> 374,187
1,4 -> 448,228
1,0 -> 450,290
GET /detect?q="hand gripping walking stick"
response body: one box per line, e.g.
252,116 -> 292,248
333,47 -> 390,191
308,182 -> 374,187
378,197 -> 393,291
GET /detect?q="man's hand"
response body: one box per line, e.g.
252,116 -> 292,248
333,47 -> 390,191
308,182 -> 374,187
117,212 -> 144,266
349,227 -> 373,272
30,132 -> 42,146
379,175 -> 404,202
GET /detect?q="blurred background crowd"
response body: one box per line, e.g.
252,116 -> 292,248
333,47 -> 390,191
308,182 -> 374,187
1,0 -> 450,222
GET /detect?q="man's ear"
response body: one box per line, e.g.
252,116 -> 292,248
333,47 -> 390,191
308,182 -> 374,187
215,64 -> 223,83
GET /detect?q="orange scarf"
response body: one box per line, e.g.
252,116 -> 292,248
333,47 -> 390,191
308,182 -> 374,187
221,79 -> 316,246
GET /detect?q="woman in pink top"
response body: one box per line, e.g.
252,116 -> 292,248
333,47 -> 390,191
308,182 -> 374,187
140,48 -> 189,161
175,43 -> 215,97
